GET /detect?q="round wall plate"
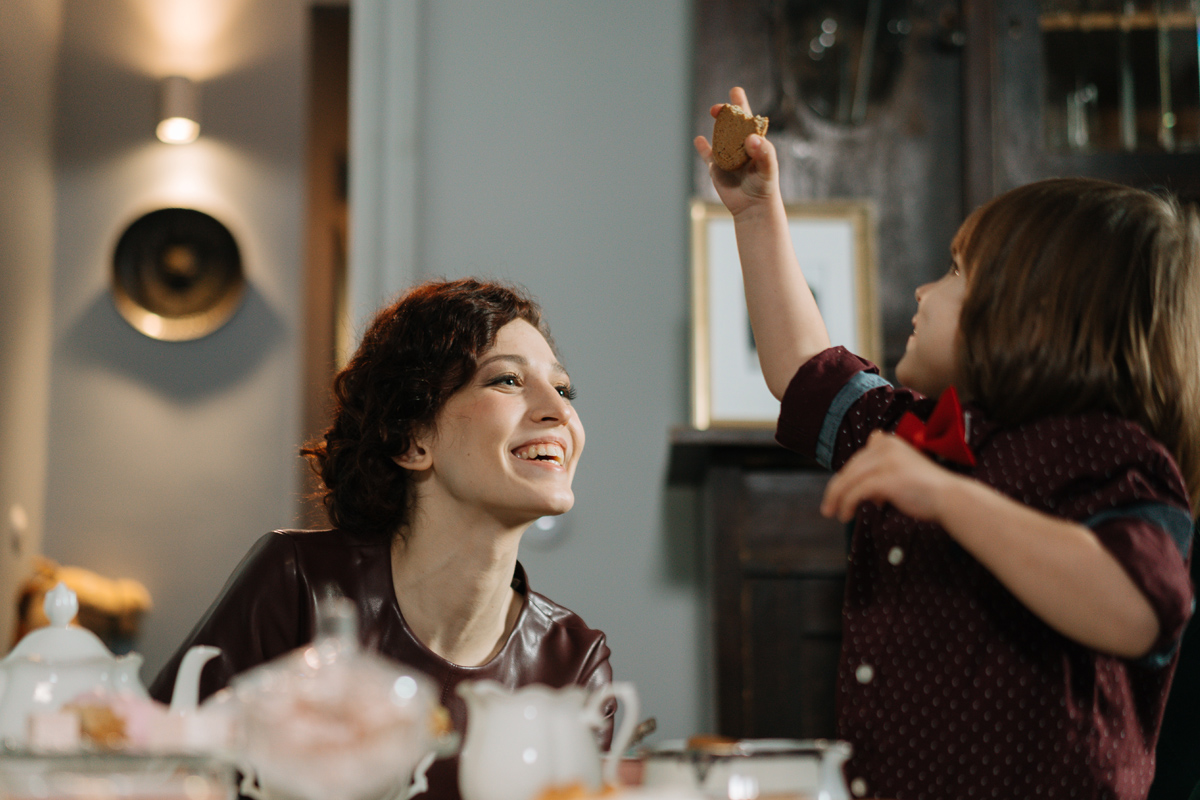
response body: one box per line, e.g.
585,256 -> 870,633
111,208 -> 245,341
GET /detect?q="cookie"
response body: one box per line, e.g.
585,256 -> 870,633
711,103 -> 769,171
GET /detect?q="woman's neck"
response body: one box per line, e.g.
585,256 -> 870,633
389,509 -> 525,667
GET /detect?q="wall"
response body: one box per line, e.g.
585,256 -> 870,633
40,0 -> 307,680
353,0 -> 708,739
0,0 -> 61,650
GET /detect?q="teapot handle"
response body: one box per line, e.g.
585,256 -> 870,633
583,682 -> 639,786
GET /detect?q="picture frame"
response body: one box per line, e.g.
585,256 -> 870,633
690,198 -> 879,429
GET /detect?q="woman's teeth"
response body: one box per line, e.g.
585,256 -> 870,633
513,443 -> 564,464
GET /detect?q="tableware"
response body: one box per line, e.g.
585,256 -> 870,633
227,595 -> 441,800
641,738 -> 851,800
456,679 -> 640,800
0,583 -> 217,748
0,750 -> 235,800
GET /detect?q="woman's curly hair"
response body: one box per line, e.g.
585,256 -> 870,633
301,279 -> 548,540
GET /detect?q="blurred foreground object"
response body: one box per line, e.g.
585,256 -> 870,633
14,557 -> 152,655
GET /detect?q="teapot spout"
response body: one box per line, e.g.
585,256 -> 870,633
169,645 -> 220,715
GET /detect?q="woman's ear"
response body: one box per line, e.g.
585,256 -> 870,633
393,441 -> 432,471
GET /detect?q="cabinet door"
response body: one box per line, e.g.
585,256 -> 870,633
709,468 -> 847,738
966,0 -> 1200,208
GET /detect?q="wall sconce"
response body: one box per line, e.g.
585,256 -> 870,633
156,76 -> 200,144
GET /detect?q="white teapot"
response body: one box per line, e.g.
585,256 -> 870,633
457,680 -> 639,800
0,582 -> 219,747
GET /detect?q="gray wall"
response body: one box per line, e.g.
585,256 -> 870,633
0,0 -> 61,649
41,0 -> 307,677
406,0 -> 708,740
24,0 -> 710,742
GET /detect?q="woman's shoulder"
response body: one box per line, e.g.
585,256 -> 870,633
514,564 -> 609,657
264,528 -> 393,594
269,527 -> 391,549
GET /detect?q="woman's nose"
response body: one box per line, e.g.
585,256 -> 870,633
533,384 -> 573,422
914,282 -> 931,302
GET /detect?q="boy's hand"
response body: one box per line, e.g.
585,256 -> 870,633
694,87 -> 779,217
820,430 -> 960,523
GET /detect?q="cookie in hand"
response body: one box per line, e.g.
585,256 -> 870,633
711,103 -> 769,171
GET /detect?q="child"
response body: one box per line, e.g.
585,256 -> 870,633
696,87 -> 1200,800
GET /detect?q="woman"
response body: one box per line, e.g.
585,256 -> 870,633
150,278 -> 612,800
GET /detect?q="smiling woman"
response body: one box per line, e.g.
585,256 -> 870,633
148,279 -> 612,800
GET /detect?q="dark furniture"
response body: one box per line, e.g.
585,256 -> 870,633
671,428 -> 846,739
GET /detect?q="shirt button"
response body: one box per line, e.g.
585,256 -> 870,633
855,663 -> 874,684
887,546 -> 904,565
850,777 -> 868,797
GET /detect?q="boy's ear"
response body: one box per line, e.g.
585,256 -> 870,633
393,440 -> 433,471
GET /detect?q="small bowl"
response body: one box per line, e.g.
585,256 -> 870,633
641,738 -> 851,799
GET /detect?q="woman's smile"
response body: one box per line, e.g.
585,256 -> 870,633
511,438 -> 568,467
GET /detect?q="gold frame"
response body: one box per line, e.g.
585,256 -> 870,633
690,198 -> 879,429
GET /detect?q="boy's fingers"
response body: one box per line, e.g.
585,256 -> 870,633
709,103 -> 724,119
730,86 -> 751,114
694,136 -> 713,163
745,134 -> 775,179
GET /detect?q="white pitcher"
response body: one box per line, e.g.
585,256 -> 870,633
457,681 -> 639,800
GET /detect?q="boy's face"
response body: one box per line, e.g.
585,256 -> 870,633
895,258 -> 966,398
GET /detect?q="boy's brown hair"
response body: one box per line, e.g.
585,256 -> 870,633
955,177 -> 1200,507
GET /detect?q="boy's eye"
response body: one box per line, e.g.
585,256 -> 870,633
558,384 -> 578,401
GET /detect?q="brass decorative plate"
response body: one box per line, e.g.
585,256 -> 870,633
111,208 -> 244,341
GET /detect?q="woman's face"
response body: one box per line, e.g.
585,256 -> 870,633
895,257 -> 966,398
404,319 -> 585,527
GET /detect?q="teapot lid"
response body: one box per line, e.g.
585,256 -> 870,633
4,582 -> 112,663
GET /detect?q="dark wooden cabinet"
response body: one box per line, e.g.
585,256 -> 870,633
671,429 -> 847,739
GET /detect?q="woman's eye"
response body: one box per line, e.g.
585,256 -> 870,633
488,373 -> 520,387
558,384 -> 578,401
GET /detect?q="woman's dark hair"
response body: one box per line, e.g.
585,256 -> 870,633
954,177 -> 1200,505
301,278 -> 549,539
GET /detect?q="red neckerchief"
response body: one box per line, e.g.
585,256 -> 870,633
894,386 -> 976,467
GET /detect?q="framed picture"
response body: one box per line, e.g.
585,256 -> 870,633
690,198 -> 879,429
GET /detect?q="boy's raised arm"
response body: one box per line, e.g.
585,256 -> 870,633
694,87 -> 831,399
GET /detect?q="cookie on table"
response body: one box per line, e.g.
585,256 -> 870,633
711,103 -> 769,171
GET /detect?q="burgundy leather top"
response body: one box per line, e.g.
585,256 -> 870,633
150,529 -> 613,800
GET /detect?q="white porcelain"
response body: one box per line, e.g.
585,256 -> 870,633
457,680 -> 640,800
228,596 -> 441,800
641,738 -> 851,800
0,582 -> 217,747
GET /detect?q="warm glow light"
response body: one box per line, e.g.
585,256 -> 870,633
126,0 -> 251,80
157,116 -> 200,144
157,76 -> 200,144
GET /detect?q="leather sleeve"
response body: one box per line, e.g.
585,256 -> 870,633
148,532 -> 308,704
578,633 -> 616,751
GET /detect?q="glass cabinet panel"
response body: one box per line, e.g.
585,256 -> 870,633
1041,0 -> 1199,152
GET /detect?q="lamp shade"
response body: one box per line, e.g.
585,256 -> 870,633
157,76 -> 200,144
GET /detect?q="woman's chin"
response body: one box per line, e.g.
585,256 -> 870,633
541,493 -> 574,517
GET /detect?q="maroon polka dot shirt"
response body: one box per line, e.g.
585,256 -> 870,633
776,348 -> 1194,800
